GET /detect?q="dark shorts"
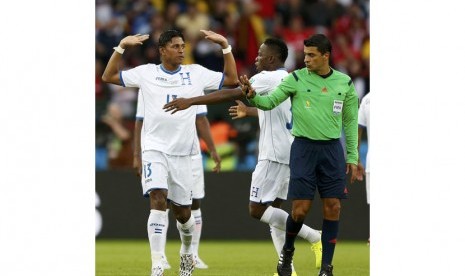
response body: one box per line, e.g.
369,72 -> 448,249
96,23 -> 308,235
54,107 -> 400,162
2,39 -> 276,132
288,137 -> 348,200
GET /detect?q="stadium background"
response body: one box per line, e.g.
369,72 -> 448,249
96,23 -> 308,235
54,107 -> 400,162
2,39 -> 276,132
95,0 -> 370,240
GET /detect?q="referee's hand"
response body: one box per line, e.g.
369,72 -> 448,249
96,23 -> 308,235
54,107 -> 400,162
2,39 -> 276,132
239,75 -> 255,99
346,163 -> 358,184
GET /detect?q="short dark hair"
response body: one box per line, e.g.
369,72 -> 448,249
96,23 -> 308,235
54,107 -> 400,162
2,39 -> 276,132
304,34 -> 332,54
263,37 -> 288,63
158,30 -> 184,47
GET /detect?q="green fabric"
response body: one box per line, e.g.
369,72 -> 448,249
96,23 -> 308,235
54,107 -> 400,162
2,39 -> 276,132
249,68 -> 359,164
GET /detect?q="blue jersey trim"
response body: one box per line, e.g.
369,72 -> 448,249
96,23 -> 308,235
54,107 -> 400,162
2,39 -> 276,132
196,112 -> 207,117
135,116 -> 144,121
160,64 -> 181,75
218,73 -> 225,89
119,71 -> 125,87
358,124 -> 367,128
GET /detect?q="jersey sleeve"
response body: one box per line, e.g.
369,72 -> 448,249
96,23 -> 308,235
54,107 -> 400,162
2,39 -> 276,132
120,65 -> 145,88
197,65 -> 225,90
135,90 -> 144,120
343,80 -> 359,165
249,73 -> 296,110
196,105 -> 208,117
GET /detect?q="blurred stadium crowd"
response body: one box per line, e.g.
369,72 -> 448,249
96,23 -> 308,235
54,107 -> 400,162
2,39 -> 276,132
95,0 -> 370,171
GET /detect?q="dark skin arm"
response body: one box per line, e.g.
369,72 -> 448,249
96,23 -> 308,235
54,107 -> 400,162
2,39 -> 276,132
196,115 -> 221,173
200,30 -> 238,86
133,119 -> 143,178
163,88 -> 244,114
101,34 -> 150,85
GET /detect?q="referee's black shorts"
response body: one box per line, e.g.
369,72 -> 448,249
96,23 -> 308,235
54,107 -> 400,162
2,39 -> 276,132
288,136 -> 348,200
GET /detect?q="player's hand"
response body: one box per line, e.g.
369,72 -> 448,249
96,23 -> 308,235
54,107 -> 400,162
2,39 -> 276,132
229,100 -> 247,119
210,150 -> 221,173
133,155 -> 142,178
239,75 -> 256,99
119,34 -> 150,48
346,163 -> 358,184
200,30 -> 228,48
356,162 -> 366,181
163,98 -> 192,114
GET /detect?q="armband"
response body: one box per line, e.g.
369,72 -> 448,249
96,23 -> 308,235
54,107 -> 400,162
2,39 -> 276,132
222,45 -> 232,55
113,45 -> 125,54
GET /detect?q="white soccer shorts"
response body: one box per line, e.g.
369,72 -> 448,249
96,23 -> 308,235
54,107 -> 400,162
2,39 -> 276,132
191,154 -> 205,199
249,160 -> 290,203
141,150 -> 194,206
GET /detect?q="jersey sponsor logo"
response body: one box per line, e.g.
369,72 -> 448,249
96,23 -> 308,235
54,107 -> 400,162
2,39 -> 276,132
179,72 -> 192,85
156,77 -> 168,82
251,187 -> 259,197
149,223 -> 166,227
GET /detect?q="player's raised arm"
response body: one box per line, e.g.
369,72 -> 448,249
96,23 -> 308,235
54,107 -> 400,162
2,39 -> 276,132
101,34 -> 150,85
200,30 -> 238,86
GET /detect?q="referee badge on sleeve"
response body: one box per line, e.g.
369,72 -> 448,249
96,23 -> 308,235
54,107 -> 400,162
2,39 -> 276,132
333,100 -> 343,115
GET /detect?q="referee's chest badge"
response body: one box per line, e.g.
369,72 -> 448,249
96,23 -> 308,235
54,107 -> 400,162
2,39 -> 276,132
305,100 -> 311,109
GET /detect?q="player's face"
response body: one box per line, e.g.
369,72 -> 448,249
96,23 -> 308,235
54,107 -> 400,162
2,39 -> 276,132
304,46 -> 329,73
255,44 -> 271,72
160,37 -> 185,65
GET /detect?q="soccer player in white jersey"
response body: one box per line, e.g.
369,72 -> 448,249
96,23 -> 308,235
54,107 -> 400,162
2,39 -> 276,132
134,92 -> 219,270
163,38 -> 323,275
357,93 -> 370,204
102,29 -> 238,276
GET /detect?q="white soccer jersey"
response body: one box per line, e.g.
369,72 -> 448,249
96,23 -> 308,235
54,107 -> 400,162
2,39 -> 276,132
358,93 -> 370,172
135,88 -> 209,158
250,69 -> 293,164
123,64 -> 224,155
193,104 -> 208,156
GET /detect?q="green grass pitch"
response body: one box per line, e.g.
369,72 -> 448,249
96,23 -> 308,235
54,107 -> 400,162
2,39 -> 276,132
96,239 -> 369,276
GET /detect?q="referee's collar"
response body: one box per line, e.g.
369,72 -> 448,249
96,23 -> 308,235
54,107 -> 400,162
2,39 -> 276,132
319,68 -> 333,79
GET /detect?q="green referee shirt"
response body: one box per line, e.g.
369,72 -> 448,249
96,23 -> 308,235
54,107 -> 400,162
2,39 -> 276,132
249,67 -> 359,165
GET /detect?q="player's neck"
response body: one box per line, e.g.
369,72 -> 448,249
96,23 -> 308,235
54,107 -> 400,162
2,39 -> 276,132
161,62 -> 181,72
269,64 -> 285,71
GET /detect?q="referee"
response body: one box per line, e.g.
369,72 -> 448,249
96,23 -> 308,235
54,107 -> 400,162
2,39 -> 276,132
242,34 -> 359,276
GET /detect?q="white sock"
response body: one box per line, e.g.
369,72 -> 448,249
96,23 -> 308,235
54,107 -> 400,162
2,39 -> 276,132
191,209 -> 203,256
161,209 -> 169,258
176,214 -> 195,254
261,206 -> 321,243
270,225 -> 285,257
147,209 -> 168,265
270,224 -> 296,272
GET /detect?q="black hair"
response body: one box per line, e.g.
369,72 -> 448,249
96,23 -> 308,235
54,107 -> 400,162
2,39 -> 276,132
158,30 -> 184,47
263,37 -> 288,63
304,34 -> 332,54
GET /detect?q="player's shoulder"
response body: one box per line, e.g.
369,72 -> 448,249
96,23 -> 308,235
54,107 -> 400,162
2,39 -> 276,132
181,64 -> 207,72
